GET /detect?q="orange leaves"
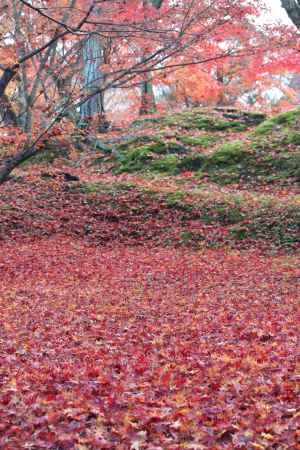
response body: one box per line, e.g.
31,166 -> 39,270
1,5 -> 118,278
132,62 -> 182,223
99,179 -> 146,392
170,67 -> 221,105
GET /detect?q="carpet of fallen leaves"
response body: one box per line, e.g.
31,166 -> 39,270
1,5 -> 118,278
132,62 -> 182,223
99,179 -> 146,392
0,235 -> 299,449
1,175 -> 299,251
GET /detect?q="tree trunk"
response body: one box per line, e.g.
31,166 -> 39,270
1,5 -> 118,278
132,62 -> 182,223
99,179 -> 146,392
80,35 -> 105,122
281,0 -> 300,27
139,79 -> 157,115
0,145 -> 38,184
0,68 -> 18,126
139,0 -> 164,115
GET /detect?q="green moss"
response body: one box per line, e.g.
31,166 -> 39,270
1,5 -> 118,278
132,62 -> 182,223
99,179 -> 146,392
27,148 -> 69,165
229,226 -> 249,240
131,117 -> 161,128
255,107 -> 300,135
0,204 -> 16,212
284,132 -> 300,146
196,118 -> 246,132
276,108 -> 300,125
178,135 -> 217,147
165,191 -> 191,210
205,142 -> 248,167
30,152 -> 58,164
213,203 -> 245,224
271,152 -> 300,181
79,181 -> 135,194
115,147 -> 153,173
103,107 -> 300,183
177,155 -> 205,171
245,111 -> 267,121
254,121 -> 274,135
139,187 -> 160,199
194,199 -> 244,225
117,135 -> 163,152
244,205 -> 300,245
114,135 -> 300,183
211,170 -> 242,184
180,231 -> 205,245
73,178 -> 299,247
163,113 -> 188,127
91,156 -> 106,165
163,111 -> 247,132
150,155 -> 179,173
143,142 -> 167,154
80,182 -> 105,194
167,141 -> 187,154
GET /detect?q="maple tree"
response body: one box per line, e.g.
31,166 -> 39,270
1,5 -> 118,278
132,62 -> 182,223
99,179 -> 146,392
164,15 -> 300,109
0,3 -> 299,449
1,0 -> 300,182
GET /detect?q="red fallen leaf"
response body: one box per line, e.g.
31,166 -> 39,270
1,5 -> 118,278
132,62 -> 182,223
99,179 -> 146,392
7,425 -> 23,436
0,233 -> 299,449
1,393 -> 12,405
24,394 -> 38,405
6,347 -> 16,354
217,426 -> 239,443
133,356 -> 148,375
160,369 -> 172,386
91,437 -> 114,448
1,444 -> 21,450
86,367 -> 101,378
36,431 -> 56,443
46,411 -> 60,424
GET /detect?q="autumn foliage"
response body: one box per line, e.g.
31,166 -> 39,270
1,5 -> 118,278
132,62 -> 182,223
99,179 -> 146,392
0,0 -> 300,183
0,1 -> 300,449
0,237 -> 299,449
0,109 -> 300,446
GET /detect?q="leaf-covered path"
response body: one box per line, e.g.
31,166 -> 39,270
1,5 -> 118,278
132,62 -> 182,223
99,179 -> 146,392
0,237 -> 299,449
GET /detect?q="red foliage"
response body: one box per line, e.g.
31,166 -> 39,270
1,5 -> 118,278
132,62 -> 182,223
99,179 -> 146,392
0,234 -> 299,448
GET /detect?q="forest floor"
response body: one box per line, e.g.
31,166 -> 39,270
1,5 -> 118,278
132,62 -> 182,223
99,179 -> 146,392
0,107 -> 299,449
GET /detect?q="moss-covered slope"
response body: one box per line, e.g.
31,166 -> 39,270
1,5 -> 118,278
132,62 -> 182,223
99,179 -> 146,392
93,107 -> 300,185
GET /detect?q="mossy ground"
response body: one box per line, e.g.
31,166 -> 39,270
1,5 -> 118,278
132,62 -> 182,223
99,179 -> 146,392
1,106 -> 299,450
92,107 -> 300,186
6,107 -> 300,250
46,180 -> 300,247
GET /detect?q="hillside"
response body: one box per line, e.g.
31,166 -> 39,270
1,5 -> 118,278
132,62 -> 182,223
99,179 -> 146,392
1,107 -> 299,249
0,107 -> 299,449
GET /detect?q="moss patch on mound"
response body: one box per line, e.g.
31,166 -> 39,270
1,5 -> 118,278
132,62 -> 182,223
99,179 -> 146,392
164,111 -> 247,132
102,108 -> 300,185
72,181 -> 300,247
255,107 -> 300,135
